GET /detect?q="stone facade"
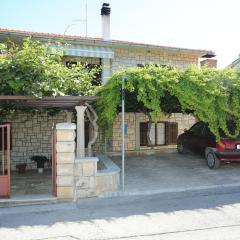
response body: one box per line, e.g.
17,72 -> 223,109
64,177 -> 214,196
1,47 -> 201,170
75,47 -> 200,153
112,112 -> 197,152
111,48 -> 199,73
1,112 -> 67,170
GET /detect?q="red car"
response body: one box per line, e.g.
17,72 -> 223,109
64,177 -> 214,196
177,121 -> 240,169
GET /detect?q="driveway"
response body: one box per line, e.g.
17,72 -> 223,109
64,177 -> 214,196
112,151 -> 240,195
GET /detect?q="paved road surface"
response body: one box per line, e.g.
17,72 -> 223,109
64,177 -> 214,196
1,187 -> 240,240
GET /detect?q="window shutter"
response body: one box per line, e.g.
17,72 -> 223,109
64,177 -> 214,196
140,122 -> 148,146
156,122 -> 165,145
165,122 -> 178,145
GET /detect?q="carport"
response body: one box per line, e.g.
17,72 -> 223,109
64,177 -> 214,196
111,151 -> 240,196
0,95 -> 97,200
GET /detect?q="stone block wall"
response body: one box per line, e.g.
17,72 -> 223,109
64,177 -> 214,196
55,123 -> 119,200
1,112 -> 67,170
56,123 -> 76,200
95,154 -> 120,195
75,157 -> 98,199
111,48 -> 199,73
112,112 -> 197,152
112,113 -> 136,151
96,173 -> 119,195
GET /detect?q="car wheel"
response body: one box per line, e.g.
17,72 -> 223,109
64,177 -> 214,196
177,139 -> 185,154
206,151 -> 221,169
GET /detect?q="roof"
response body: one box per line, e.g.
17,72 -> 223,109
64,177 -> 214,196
0,96 -> 98,109
0,28 -> 215,57
228,56 -> 240,69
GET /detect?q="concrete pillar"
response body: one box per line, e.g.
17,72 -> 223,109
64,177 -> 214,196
56,122 -> 76,200
75,106 -> 87,157
101,58 -> 111,84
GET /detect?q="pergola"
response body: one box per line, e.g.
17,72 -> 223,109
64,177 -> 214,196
0,95 -> 99,157
0,96 -> 98,109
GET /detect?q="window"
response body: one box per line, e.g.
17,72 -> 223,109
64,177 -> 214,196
65,61 -> 102,86
165,122 -> 178,145
189,122 -> 205,136
140,122 -> 148,146
140,122 -> 178,146
85,63 -> 102,86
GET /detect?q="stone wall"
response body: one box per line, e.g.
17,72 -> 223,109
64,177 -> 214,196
56,123 -> 76,200
96,154 -> 120,195
112,112 -> 197,152
2,111 -> 196,166
75,157 -> 99,199
111,47 -> 199,73
1,112 -> 67,170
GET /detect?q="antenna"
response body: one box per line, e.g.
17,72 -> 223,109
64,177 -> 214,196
73,0 -> 88,37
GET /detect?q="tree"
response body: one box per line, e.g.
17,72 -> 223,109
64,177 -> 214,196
0,38 -> 100,155
96,65 -> 240,140
0,38 -> 99,97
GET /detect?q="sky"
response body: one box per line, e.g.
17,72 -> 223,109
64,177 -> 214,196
1,0 -> 240,68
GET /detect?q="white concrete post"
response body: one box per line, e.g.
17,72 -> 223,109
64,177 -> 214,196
75,106 -> 87,157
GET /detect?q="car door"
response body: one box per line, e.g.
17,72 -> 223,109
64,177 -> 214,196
202,125 -> 216,149
186,122 -> 206,152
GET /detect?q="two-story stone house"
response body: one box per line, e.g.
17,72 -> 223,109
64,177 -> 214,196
0,3 -> 216,169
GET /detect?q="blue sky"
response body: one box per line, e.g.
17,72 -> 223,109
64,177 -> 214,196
1,0 -> 240,68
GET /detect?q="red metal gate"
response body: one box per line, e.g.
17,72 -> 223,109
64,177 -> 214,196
52,122 -> 57,196
0,124 -> 11,198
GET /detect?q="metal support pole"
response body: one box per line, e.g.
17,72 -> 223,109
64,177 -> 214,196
121,75 -> 125,192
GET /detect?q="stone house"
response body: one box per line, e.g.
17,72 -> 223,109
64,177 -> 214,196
0,4 -> 216,161
0,3 -> 216,200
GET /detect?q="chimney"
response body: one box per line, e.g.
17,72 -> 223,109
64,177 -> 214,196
200,59 -> 217,68
101,3 -> 111,41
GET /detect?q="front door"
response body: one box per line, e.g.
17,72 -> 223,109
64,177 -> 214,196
0,124 -> 11,198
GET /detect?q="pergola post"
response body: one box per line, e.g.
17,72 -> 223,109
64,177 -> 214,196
75,105 -> 87,157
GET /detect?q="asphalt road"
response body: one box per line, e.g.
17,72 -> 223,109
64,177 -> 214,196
1,187 -> 240,240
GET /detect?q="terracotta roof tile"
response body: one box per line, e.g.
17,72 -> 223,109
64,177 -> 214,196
0,28 -> 215,55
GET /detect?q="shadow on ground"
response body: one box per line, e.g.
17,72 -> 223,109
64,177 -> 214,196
1,184 -> 240,228
1,152 -> 240,229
